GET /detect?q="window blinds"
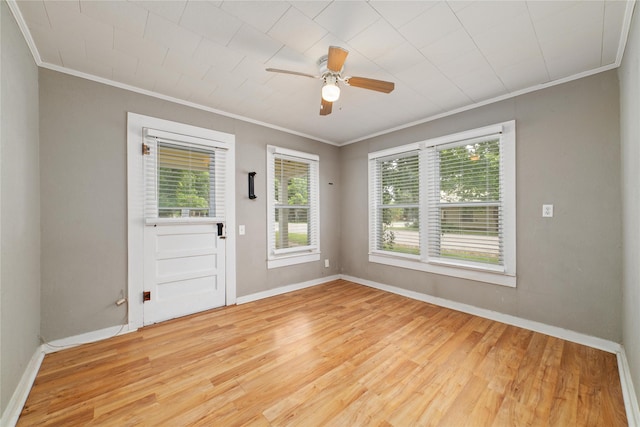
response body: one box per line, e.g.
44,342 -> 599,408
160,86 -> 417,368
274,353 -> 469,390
370,151 -> 420,256
426,136 -> 503,266
271,154 -> 319,254
144,129 -> 227,221
367,121 -> 515,283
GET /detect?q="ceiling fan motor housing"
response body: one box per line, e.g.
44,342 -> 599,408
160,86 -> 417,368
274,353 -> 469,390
318,55 -> 344,80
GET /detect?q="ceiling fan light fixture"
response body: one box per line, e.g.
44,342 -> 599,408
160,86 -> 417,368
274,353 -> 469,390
322,75 -> 340,102
265,46 -> 394,116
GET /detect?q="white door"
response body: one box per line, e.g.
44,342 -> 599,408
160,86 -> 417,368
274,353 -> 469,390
143,222 -> 225,325
127,113 -> 236,331
140,127 -> 229,326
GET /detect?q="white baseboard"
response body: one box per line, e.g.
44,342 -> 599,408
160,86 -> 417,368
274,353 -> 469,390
236,274 -> 341,305
43,323 -> 137,354
341,274 -> 621,354
618,347 -> 640,426
1,345 -> 45,427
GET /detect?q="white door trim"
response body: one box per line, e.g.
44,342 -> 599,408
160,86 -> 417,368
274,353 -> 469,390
126,112 -> 236,330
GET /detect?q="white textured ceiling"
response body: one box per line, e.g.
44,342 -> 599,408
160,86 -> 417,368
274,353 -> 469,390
11,0 -> 635,145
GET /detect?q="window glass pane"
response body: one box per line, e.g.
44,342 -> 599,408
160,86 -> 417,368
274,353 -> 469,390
377,153 -> 420,255
439,206 -> 501,264
434,138 -> 502,264
275,207 -> 310,249
157,144 -> 214,218
439,139 -> 500,203
380,155 -> 419,205
275,158 -> 309,206
267,146 -> 319,264
380,207 -> 419,255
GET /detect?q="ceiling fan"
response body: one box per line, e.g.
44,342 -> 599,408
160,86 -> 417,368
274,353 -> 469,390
265,46 -> 395,116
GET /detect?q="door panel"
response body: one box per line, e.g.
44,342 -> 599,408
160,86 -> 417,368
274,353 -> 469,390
156,232 -> 217,252
157,254 -> 216,277
143,223 -> 225,325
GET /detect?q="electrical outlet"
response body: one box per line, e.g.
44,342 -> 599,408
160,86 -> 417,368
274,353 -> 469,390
542,204 -> 554,218
324,259 -> 330,268
239,225 -> 245,235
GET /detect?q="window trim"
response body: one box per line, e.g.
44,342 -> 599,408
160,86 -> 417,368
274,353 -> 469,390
266,145 -> 320,269
368,121 -> 516,287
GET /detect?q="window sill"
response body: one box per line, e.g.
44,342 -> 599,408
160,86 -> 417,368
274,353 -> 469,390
268,252 -> 320,269
368,253 -> 516,288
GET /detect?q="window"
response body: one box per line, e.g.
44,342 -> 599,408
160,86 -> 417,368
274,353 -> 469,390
267,146 -> 320,268
426,137 -> 502,266
368,121 -> 516,287
370,151 -> 421,255
144,128 -> 227,222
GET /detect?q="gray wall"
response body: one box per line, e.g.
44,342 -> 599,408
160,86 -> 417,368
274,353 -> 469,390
234,121 -> 341,296
39,69 -> 341,341
340,70 -> 622,342
619,5 -> 640,412
0,0 -> 41,415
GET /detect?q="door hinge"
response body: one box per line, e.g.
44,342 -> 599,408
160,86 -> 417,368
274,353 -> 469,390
142,143 -> 151,155
143,291 -> 151,302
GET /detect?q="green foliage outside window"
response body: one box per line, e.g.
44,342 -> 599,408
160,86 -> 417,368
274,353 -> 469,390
438,139 -> 500,237
274,158 -> 311,249
438,139 -> 500,204
158,167 -> 210,217
156,143 -> 214,218
437,139 -> 501,264
376,139 -> 501,260
379,155 -> 419,253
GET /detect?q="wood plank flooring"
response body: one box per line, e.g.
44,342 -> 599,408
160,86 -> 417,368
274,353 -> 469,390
18,279 -> 627,426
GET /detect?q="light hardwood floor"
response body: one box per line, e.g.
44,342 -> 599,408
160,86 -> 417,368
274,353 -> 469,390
18,279 -> 627,426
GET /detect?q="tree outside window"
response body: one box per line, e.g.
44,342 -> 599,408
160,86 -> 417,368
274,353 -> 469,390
274,158 -> 311,249
434,139 -> 501,264
377,154 -> 420,255
157,144 -> 214,218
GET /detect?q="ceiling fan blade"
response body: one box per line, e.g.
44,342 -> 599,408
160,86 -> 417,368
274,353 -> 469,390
320,98 -> 332,116
265,68 -> 318,79
327,46 -> 348,72
346,76 -> 395,93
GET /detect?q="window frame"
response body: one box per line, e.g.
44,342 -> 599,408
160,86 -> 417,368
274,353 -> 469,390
368,121 -> 516,287
266,145 -> 320,269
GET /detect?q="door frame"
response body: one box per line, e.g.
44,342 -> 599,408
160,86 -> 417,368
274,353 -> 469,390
126,112 -> 236,330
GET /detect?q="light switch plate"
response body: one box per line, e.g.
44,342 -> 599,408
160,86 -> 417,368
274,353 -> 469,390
239,225 -> 245,235
542,205 -> 554,218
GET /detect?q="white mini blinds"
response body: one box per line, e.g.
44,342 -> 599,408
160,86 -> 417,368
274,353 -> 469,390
425,134 -> 503,266
267,146 -> 320,269
368,121 -> 516,287
369,151 -> 421,256
143,128 -> 227,222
